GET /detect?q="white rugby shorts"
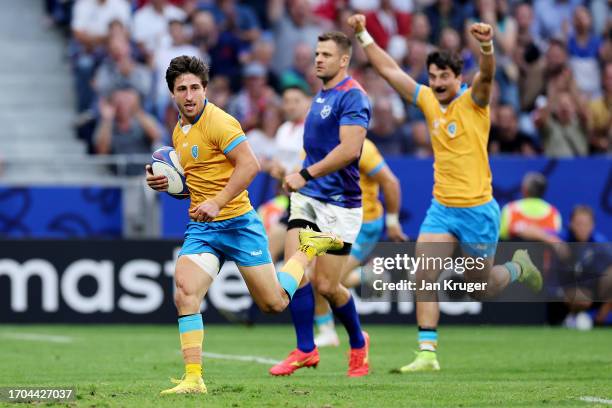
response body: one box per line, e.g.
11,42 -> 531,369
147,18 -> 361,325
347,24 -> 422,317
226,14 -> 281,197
288,192 -> 362,244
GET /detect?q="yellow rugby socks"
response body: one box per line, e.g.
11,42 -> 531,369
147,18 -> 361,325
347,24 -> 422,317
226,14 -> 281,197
178,314 -> 204,377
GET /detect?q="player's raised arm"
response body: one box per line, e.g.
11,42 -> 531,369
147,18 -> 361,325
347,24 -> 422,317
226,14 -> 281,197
347,14 -> 418,104
469,22 -> 496,107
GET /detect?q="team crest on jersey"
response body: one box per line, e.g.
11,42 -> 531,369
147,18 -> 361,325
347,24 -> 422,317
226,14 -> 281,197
447,121 -> 458,138
191,145 -> 199,159
320,105 -> 332,119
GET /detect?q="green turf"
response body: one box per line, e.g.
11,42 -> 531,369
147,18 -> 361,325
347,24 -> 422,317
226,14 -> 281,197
0,325 -> 610,407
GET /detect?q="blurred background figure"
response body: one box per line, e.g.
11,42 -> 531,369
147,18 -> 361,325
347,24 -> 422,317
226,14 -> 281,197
70,0 -> 131,113
132,0 -> 187,63
152,19 -> 202,123
587,62 -> 612,153
567,5 -> 602,98
489,104 -> 539,155
558,206 -> 611,330
499,172 -> 562,243
94,88 -> 161,175
534,91 -> 589,157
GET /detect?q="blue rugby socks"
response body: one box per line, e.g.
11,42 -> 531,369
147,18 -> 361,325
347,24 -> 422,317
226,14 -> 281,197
289,283 -> 316,352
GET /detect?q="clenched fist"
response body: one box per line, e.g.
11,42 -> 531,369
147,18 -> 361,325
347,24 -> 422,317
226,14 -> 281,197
469,22 -> 494,42
347,14 -> 367,33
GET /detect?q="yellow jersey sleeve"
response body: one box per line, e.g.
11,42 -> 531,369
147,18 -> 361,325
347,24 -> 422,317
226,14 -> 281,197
414,85 -> 438,120
211,109 -> 247,155
359,139 -> 385,222
360,138 -> 385,176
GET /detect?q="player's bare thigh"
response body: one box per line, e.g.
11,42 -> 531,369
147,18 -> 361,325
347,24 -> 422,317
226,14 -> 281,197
239,263 -> 288,313
174,255 -> 215,315
416,233 -> 458,270
414,233 -> 457,303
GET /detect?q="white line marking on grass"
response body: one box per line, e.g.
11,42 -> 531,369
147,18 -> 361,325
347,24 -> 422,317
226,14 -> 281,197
202,352 -> 281,365
0,333 -> 75,344
580,396 -> 612,405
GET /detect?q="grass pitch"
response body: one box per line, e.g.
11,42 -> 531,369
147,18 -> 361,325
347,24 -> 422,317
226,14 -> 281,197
0,325 -> 610,407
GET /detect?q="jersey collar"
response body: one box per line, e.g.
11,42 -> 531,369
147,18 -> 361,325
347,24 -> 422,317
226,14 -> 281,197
323,75 -> 351,92
179,98 -> 208,127
441,83 -> 468,109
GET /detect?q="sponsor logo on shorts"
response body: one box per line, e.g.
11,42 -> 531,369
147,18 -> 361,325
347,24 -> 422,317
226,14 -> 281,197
324,215 -> 337,225
251,250 -> 263,257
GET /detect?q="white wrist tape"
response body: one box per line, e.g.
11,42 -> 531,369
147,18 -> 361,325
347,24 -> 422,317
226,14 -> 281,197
480,40 -> 494,55
356,30 -> 374,47
386,213 -> 399,227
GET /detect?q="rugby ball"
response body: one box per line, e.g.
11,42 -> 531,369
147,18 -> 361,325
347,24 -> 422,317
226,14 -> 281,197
151,146 -> 189,198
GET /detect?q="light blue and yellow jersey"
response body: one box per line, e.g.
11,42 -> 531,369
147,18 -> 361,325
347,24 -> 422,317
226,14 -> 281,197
359,139 -> 385,222
414,85 -> 492,207
172,100 -> 252,221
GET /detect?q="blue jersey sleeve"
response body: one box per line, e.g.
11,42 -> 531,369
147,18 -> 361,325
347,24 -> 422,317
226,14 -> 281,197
339,89 -> 371,129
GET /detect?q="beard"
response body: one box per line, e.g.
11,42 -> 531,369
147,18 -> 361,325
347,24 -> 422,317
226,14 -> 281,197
317,72 -> 333,83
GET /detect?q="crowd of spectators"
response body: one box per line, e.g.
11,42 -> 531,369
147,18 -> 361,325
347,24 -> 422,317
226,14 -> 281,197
43,0 -> 611,159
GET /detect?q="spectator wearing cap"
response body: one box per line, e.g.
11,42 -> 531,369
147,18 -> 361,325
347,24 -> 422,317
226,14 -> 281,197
228,62 -> 279,132
132,0 -> 186,62
499,172 -> 562,242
